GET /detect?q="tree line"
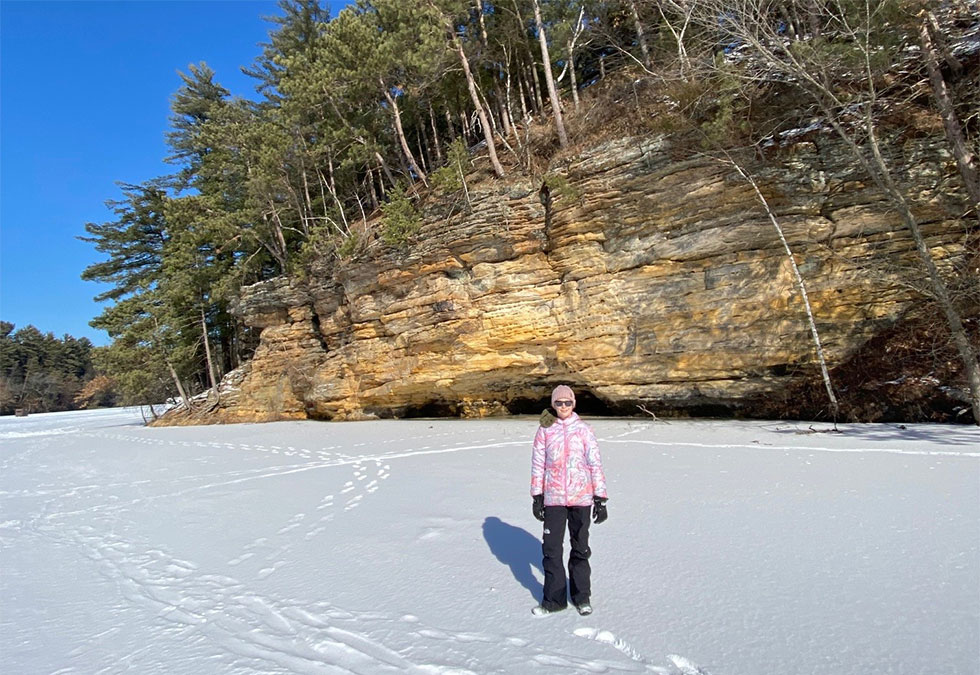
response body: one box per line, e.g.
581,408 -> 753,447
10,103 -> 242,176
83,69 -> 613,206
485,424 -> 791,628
81,0 -> 979,422
0,322 -> 115,414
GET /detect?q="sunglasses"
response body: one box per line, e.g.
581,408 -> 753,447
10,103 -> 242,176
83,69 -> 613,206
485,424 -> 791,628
554,400 -> 574,408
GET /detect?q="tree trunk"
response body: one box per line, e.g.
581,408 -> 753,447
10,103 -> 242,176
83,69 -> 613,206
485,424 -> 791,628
445,108 -> 456,142
778,5 -> 799,41
166,360 -> 191,411
366,166 -> 379,210
919,15 -> 979,211
806,0 -> 821,38
628,0 -> 652,69
517,62 -> 530,121
453,33 -> 506,177
200,308 -> 219,401
533,0 -> 568,148
220,329 -> 233,374
509,0 -> 542,112
322,155 -> 350,233
260,211 -> 288,271
475,0 -> 489,50
268,202 -> 290,266
924,10 -> 963,76
529,59 -> 545,111
729,157 -> 839,422
298,159 -> 315,237
428,102 -> 443,164
381,79 -> 427,185
657,1 -> 692,79
477,84 -> 499,135
567,38 -> 580,112
231,321 -> 242,370
416,129 -> 429,174
496,83 -> 512,137
325,152 -> 337,196
374,151 -> 397,190
503,50 -> 519,133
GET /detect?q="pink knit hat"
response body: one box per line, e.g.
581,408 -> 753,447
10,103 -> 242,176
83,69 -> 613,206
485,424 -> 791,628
551,385 -> 576,407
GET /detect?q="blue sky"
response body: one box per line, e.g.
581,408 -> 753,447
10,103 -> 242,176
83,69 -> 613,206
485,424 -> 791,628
1,0 -> 290,346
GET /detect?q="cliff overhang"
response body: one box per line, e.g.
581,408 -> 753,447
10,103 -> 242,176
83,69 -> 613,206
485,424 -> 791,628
160,132 -> 974,425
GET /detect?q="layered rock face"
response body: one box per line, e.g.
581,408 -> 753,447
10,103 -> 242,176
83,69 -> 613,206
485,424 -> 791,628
198,133 -> 969,422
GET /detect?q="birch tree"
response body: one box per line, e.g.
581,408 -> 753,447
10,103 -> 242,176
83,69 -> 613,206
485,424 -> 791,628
533,0 -> 569,147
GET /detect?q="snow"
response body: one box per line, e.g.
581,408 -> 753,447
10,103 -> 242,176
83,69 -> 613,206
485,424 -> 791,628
2,407 -> 978,674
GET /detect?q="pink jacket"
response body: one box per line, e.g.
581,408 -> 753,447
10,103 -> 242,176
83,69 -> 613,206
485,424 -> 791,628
530,413 -> 608,507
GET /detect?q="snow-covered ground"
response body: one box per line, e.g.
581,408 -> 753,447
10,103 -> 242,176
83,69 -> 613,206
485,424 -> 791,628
2,407 -> 977,674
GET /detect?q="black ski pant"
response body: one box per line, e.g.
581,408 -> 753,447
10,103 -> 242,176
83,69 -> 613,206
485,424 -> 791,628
541,505 -> 591,610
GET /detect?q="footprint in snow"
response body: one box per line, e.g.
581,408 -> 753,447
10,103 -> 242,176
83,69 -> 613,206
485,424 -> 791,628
304,526 -> 326,540
418,527 -> 443,541
532,653 -> 607,672
667,654 -> 712,674
454,632 -> 495,643
256,562 -> 286,579
163,563 -> 196,578
573,627 -> 654,666
417,628 -> 450,640
227,552 -> 254,566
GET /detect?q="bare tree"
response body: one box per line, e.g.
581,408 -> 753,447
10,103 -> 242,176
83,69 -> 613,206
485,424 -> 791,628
381,79 -> 428,186
557,7 -> 588,112
533,0 -> 569,148
918,10 -> 980,212
452,30 -> 508,177
200,308 -> 219,402
690,0 -> 980,423
723,153 -> 840,421
628,0 -> 652,69
657,0 -> 696,80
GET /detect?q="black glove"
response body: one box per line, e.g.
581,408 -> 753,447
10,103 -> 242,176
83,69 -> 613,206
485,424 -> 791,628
539,408 -> 557,428
532,494 -> 545,521
592,497 -> 608,524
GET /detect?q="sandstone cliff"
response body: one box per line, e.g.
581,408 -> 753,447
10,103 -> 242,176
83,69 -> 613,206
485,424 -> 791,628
169,132 -> 972,423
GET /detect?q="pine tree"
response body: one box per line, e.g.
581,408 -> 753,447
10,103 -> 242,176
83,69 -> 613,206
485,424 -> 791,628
243,0 -> 330,99
166,63 -> 231,190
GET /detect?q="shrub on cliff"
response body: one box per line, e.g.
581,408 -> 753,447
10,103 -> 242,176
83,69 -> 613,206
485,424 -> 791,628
380,183 -> 422,248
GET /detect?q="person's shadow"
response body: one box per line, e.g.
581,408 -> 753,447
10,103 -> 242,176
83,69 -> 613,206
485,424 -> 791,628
482,517 -> 543,600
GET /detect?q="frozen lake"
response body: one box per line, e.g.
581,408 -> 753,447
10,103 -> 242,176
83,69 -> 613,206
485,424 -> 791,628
2,407 -> 977,674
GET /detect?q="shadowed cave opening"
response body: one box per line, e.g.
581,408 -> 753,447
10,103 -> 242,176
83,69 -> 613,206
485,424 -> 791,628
504,389 -> 621,417
392,387 -> 631,419
345,381 -> 759,421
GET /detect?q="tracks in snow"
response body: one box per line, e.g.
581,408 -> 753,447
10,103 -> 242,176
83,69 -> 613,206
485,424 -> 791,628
52,523 -> 478,673
8,419 -> 713,673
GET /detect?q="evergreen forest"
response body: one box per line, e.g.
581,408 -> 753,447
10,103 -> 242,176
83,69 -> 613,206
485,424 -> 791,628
77,0 -> 979,422
0,323 -> 113,414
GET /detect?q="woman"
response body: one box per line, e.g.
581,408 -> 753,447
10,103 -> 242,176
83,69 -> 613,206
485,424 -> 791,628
530,385 -> 608,616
